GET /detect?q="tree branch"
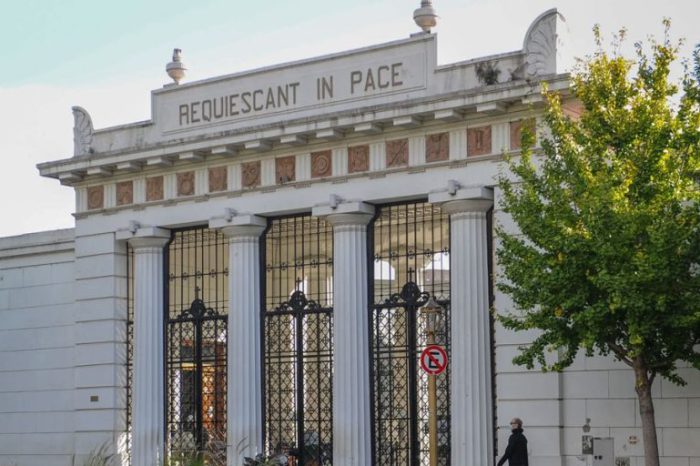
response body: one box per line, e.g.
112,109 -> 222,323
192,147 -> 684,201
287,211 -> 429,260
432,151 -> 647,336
607,341 -> 633,367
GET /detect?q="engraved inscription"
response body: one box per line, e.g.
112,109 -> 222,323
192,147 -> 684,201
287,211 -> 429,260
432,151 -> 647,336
242,161 -> 261,188
426,133 -> 449,162
116,181 -> 133,206
311,150 -> 332,178
468,126 -> 492,156
208,167 -> 228,192
350,63 -> 404,94
87,185 -> 104,210
177,171 -> 195,196
276,156 -> 296,184
386,138 -> 408,168
348,145 -> 370,173
166,57 -> 421,131
179,83 -> 301,126
146,176 -> 164,201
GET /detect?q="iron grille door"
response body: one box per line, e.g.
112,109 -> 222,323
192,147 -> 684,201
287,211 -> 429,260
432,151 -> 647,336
370,201 -> 451,466
167,294 -> 227,462
165,228 -> 229,465
263,215 -> 333,465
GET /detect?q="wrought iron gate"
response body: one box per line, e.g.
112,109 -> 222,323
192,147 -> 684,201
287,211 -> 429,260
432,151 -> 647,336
370,201 -> 451,466
263,215 -> 334,465
166,228 -> 228,464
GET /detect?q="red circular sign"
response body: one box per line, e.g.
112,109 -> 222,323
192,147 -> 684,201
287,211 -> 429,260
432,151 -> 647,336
420,345 -> 448,375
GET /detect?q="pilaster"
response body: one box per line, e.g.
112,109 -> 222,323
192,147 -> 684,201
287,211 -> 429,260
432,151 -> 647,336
313,201 -> 374,466
430,187 -> 494,466
213,215 -> 267,466
72,230 -> 127,463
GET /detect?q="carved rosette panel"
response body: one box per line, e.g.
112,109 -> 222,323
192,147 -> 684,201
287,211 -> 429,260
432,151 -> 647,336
242,161 -> 261,188
275,156 -> 296,184
208,166 -> 228,192
510,121 -> 523,150
562,100 -> 584,120
509,120 -> 535,150
467,126 -> 492,156
348,145 -> 369,173
425,132 -> 449,162
177,171 -> 195,197
146,176 -> 164,201
386,138 -> 408,168
311,150 -> 332,178
87,185 -> 104,210
116,181 -> 133,206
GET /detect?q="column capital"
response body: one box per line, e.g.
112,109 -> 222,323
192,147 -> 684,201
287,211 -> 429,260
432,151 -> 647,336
312,201 -> 374,227
429,185 -> 493,214
117,226 -> 171,249
212,214 -> 267,239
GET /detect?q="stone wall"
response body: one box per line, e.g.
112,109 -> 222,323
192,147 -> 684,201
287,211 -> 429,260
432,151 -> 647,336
0,229 -> 76,466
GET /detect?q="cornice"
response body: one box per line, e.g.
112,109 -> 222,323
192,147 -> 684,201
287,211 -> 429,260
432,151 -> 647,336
37,75 -> 569,185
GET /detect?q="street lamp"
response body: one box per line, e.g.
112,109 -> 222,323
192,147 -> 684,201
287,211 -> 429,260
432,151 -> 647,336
421,296 -> 442,466
421,296 -> 442,344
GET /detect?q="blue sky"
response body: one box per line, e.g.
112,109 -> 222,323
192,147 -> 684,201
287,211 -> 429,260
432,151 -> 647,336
1,0 -> 699,237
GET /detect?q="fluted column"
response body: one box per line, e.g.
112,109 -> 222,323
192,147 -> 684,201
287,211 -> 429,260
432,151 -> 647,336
431,187 -> 494,466
313,201 -> 374,466
126,227 -> 171,466
215,215 -> 267,466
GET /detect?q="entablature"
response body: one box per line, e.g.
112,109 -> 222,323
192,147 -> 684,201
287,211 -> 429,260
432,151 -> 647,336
39,76 -> 568,186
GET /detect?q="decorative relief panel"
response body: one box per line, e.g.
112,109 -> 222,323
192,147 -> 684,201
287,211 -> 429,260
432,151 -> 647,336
509,119 -> 535,150
208,166 -> 228,192
562,100 -> 584,120
87,185 -> 104,210
242,161 -> 261,188
386,138 -> 409,168
116,181 -> 133,206
467,125 -> 492,156
311,150 -> 332,178
425,132 -> 449,162
176,171 -> 195,197
348,145 -> 370,173
146,176 -> 164,201
275,156 -> 296,184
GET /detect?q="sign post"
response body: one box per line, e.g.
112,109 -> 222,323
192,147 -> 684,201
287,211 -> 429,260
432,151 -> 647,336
421,296 -> 445,466
420,344 -> 447,466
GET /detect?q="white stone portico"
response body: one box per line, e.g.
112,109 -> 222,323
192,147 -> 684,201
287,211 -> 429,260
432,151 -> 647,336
0,6 -> 696,466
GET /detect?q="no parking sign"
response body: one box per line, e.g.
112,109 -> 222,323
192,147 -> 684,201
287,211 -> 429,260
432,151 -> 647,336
419,344 -> 448,376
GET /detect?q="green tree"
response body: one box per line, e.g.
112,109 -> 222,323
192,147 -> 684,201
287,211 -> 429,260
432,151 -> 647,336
496,23 -> 700,466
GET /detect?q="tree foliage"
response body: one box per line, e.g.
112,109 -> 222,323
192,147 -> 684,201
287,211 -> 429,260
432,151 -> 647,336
496,23 -> 700,384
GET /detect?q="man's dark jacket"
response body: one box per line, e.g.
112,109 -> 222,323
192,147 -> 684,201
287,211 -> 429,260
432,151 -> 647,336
497,428 -> 528,466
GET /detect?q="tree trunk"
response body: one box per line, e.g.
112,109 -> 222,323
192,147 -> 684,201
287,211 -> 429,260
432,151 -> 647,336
633,357 -> 660,466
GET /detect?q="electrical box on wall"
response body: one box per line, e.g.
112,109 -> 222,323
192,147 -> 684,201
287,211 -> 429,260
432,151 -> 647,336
592,438 -> 614,466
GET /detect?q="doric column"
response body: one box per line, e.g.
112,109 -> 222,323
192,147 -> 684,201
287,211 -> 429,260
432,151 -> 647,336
313,201 -> 374,466
124,227 -> 171,466
213,215 -> 267,466
430,187 -> 494,466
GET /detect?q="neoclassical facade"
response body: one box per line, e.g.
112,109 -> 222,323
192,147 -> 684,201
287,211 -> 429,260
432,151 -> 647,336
1,8 -> 699,466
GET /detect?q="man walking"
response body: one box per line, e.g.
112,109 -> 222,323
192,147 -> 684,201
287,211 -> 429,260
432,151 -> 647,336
497,417 -> 529,466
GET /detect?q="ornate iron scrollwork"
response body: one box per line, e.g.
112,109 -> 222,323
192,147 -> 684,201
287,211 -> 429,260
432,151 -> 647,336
164,228 -> 229,465
263,215 -> 334,466
370,201 -> 452,466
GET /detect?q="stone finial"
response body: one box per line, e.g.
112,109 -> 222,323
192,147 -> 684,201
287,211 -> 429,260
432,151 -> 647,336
72,106 -> 94,157
166,48 -> 187,85
523,9 -> 568,79
413,0 -> 437,33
